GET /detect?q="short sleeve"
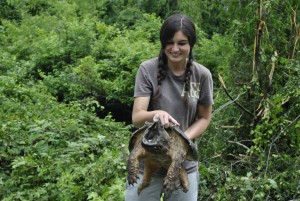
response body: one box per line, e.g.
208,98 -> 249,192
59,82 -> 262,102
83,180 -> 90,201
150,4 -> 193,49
134,65 -> 153,97
198,69 -> 214,105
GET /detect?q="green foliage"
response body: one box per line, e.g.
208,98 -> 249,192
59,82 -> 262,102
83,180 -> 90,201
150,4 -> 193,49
195,33 -> 237,83
250,60 -> 300,151
0,0 -> 21,21
0,76 -> 130,200
1,0 -> 162,120
134,0 -> 167,16
2,14 -> 96,78
196,11 -> 299,198
179,0 -> 231,36
99,14 -> 160,105
0,0 -> 299,200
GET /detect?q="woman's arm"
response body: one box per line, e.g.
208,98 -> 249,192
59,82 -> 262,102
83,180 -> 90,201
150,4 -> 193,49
132,96 -> 154,127
184,104 -> 212,140
132,96 -> 179,128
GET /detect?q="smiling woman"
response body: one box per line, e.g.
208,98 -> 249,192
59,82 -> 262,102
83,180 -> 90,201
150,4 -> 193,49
126,13 -> 214,201
164,31 -> 190,75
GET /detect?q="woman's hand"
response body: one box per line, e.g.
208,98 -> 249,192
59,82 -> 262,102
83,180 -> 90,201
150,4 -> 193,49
132,97 -> 179,128
153,110 -> 180,128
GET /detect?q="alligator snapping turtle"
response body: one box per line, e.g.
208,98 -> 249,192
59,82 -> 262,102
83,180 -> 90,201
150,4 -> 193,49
127,120 -> 198,194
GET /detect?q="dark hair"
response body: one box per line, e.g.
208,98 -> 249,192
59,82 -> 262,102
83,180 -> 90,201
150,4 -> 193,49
160,14 -> 196,50
154,13 -> 196,105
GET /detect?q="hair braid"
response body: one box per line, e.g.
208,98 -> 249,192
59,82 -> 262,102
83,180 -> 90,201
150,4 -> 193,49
183,55 -> 193,106
152,49 -> 168,100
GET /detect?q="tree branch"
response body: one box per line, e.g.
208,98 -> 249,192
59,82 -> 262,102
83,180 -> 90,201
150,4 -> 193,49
218,74 -> 254,117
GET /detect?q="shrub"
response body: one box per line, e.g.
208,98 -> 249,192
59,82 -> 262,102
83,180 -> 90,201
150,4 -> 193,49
0,76 -> 130,200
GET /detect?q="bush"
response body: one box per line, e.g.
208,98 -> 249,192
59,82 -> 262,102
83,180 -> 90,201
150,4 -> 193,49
0,76 -> 130,200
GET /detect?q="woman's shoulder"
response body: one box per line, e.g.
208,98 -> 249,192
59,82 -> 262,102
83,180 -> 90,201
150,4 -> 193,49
140,57 -> 159,68
139,58 -> 159,74
192,61 -> 212,76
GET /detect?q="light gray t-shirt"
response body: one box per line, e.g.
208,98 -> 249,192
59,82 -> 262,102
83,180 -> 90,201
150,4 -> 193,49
134,57 -> 214,174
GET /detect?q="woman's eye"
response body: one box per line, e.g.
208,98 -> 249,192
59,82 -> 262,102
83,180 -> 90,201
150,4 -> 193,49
178,41 -> 188,46
166,41 -> 188,46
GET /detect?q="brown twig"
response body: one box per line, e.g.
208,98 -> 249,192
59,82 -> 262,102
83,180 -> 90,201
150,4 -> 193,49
288,8 -> 299,59
121,144 -> 128,163
218,74 -> 254,117
221,125 -> 243,129
228,140 -> 250,150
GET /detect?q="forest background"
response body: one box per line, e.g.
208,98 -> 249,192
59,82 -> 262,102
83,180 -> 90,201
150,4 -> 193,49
0,0 -> 299,200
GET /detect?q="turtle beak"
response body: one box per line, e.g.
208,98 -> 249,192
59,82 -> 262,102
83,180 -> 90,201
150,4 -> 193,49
141,120 -> 171,153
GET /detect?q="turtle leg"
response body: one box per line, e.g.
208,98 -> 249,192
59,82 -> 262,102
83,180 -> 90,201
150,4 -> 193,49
164,135 -> 187,192
163,149 -> 186,192
179,165 -> 189,192
137,159 -> 159,194
127,143 -> 146,185
163,158 -> 182,192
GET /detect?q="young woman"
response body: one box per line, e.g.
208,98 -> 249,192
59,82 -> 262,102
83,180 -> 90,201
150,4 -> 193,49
125,13 -> 214,201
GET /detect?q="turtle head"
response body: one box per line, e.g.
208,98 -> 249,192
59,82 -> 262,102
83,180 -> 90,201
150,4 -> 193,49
141,120 -> 170,154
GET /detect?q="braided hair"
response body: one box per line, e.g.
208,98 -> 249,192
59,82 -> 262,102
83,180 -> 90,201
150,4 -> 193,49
154,14 -> 196,106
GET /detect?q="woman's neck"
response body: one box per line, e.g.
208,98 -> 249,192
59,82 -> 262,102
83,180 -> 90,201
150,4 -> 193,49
168,60 -> 187,76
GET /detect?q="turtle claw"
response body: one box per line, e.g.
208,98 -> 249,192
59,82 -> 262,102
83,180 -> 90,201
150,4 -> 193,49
163,179 -> 176,193
127,173 -> 139,186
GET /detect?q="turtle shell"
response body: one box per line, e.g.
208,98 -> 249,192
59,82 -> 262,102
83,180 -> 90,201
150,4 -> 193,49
129,120 -> 198,160
167,122 -> 198,160
128,121 -> 151,152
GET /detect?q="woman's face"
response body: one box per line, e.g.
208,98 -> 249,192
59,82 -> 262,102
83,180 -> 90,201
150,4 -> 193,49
164,30 -> 191,67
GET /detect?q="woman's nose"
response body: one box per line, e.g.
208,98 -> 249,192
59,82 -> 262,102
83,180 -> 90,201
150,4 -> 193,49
172,44 -> 179,52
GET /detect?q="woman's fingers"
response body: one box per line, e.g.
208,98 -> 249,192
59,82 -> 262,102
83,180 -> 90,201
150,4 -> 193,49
153,111 -> 180,128
168,116 -> 180,127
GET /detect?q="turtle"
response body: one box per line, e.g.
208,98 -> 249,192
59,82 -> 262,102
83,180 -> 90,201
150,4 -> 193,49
127,119 -> 198,194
